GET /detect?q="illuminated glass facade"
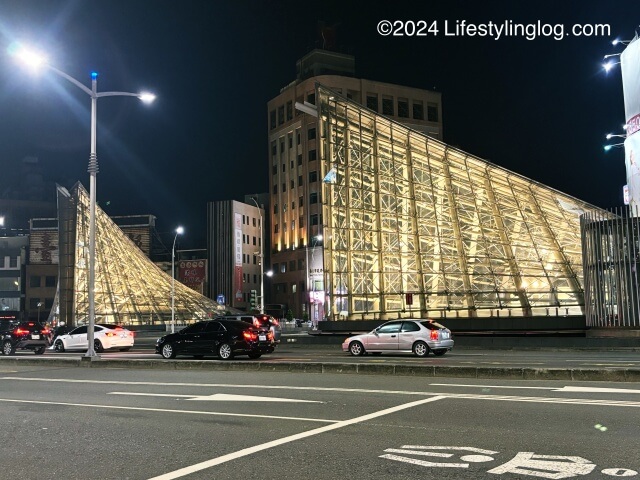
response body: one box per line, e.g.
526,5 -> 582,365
57,184 -> 224,326
317,85 -> 606,320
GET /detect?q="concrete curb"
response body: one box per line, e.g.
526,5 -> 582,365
2,356 -> 640,382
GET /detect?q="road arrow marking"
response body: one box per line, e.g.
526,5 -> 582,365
108,391 -> 322,403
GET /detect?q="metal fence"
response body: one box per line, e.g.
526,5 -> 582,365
581,206 -> 640,327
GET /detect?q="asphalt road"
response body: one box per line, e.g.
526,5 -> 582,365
0,365 -> 639,479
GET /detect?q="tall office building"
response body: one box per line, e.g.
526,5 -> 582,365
267,49 -> 443,321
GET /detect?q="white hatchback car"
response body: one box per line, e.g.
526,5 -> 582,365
342,319 -> 454,357
52,324 -> 134,353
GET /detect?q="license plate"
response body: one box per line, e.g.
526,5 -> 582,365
31,334 -> 40,339
259,335 -> 266,341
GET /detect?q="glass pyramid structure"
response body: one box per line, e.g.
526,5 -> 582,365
316,85 -> 608,320
57,183 -> 225,326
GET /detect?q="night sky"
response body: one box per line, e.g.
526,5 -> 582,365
0,1 -> 635,249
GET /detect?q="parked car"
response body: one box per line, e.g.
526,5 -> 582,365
342,319 -> 454,357
52,324 -> 134,353
156,318 -> 276,360
216,314 -> 282,342
0,321 -> 51,355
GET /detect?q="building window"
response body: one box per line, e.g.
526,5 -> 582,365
273,184 -> 277,194
427,102 -> 439,122
254,274 -> 258,284
273,204 -> 278,214
253,255 -> 257,265
366,94 -> 378,112
289,260 -> 295,271
291,220 -> 295,230
311,214 -> 319,226
398,98 -> 409,118
272,165 -> 277,175
9,257 -> 17,268
274,224 -> 279,234
253,236 -> 257,246
270,110 -> 276,130
297,154 -> 303,166
308,149 -> 317,161
310,192 -> 318,204
288,135 -> 293,149
286,101 -> 293,121
282,183 -> 286,192
271,141 -> 277,156
309,171 -> 318,183
299,196 -> 304,207
297,130 -> 301,145
280,141 -> 285,153
292,283 -> 297,294
307,92 -> 315,105
413,101 -> 424,120
290,180 -> 295,189
272,263 -> 278,272
278,105 -> 284,125
30,276 -> 40,288
290,160 -> 294,169
281,263 -> 286,273
298,258 -> 304,270
253,217 -> 256,227
300,281 -> 306,292
292,201 -> 296,210
282,163 -> 285,173
382,96 -> 394,115
299,216 -> 304,229
298,175 -> 303,186
308,127 -> 316,140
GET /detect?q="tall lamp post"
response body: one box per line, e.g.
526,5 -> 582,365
37,302 -> 43,324
12,44 -> 155,357
171,226 -> 184,333
249,197 -> 264,313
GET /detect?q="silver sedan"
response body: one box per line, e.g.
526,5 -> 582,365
342,319 -> 454,357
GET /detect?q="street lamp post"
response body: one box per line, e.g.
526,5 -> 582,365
249,197 -> 264,313
171,226 -> 184,334
37,302 -> 43,323
12,45 -> 155,357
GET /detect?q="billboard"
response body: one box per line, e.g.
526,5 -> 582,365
177,259 -> 207,294
620,37 -> 640,210
234,213 -> 243,301
621,38 -> 640,136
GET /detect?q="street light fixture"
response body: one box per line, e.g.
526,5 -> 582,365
11,43 -> 155,358
249,197 -> 264,313
171,226 -> 184,334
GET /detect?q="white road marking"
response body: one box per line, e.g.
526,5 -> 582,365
555,386 -> 640,394
430,383 -> 556,390
0,398 -> 337,423
146,395 -> 447,480
108,392 -> 323,403
431,383 -> 640,395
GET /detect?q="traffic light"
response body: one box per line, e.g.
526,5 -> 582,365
249,289 -> 257,309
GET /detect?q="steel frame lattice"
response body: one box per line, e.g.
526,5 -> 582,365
317,85 -> 605,320
58,184 -> 224,326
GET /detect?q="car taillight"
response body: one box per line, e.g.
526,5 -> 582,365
271,318 -> 279,326
243,330 -> 258,341
41,328 -> 50,335
430,329 -> 439,340
105,332 -> 117,337
14,328 -> 29,335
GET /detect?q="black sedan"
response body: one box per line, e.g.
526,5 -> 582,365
155,319 -> 276,360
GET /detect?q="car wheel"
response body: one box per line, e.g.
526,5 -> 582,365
349,341 -> 365,356
119,347 -> 131,352
248,352 -> 262,359
433,349 -> 447,356
54,340 -> 65,353
161,343 -> 176,359
94,339 -> 104,353
218,343 -> 234,360
2,341 -> 15,356
35,346 -> 46,355
413,341 -> 429,357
